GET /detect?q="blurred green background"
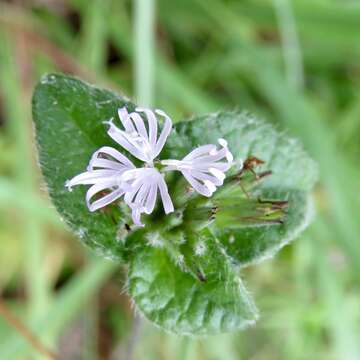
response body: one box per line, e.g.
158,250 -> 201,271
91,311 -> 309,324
0,0 -> 360,359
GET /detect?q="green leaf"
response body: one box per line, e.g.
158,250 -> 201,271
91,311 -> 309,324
163,111 -> 317,265
215,188 -> 313,267
128,233 -> 258,335
32,74 -> 317,336
32,73 -> 136,260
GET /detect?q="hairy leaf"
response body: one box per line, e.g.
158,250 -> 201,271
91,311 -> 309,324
32,73 -> 135,260
32,74 -> 317,336
128,233 -> 258,335
163,111 -> 317,265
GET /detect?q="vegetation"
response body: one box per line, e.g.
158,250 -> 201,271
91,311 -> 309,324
0,0 -> 359,359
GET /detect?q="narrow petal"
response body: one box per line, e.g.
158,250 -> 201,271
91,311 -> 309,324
161,138 -> 233,198
204,180 -> 217,194
134,182 -> 150,207
136,107 -> 158,148
191,170 -> 224,186
111,107 -> 174,163
106,123 -> 149,162
192,162 -> 230,172
88,158 -> 128,171
65,142 -> 135,213
128,112 -> 148,139
218,138 -> 233,162
183,144 -> 217,161
86,185 -> 125,212
124,179 -> 143,205
154,109 -> 172,157
208,167 -> 226,182
157,175 -> 174,213
118,107 -> 135,133
123,167 -> 174,222
92,146 -> 135,168
145,183 -> 157,214
66,170 -> 118,189
181,170 -> 212,197
190,148 -> 229,164
130,205 -> 144,227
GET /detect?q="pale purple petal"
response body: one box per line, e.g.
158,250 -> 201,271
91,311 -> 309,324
91,146 -> 135,168
88,158 -> 128,171
107,107 -> 174,163
128,112 -> 148,139
208,167 -> 226,182
190,170 -> 224,186
204,180 -> 217,194
134,183 -> 150,207
66,170 -> 118,190
86,185 -> 125,212
154,109 -> 172,158
65,144 -> 135,212
122,167 -> 174,223
183,144 -> 217,161
193,162 -> 230,172
145,183 -> 157,214
130,205 -> 144,227
124,179 -> 143,205
136,107 -> 158,148
106,122 -> 149,162
161,138 -> 233,197
181,170 -> 213,197
118,107 -> 135,133
190,148 -> 229,164
157,175 -> 174,213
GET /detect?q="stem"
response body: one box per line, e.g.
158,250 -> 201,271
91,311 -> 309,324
177,337 -> 191,360
120,2 -> 157,358
1,259 -> 116,358
0,29 -> 52,353
0,300 -> 59,360
274,0 -> 304,91
125,314 -> 143,360
134,0 -> 156,106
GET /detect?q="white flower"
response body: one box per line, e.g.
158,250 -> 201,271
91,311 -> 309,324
161,138 -> 233,197
65,146 -> 135,211
66,107 -> 174,226
65,106 -> 234,227
105,107 -> 172,165
121,167 -> 174,226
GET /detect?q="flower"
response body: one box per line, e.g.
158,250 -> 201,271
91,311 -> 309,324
65,106 -> 234,227
66,107 -> 174,226
65,146 -> 135,212
105,107 -> 172,165
161,139 -> 233,197
121,167 -> 174,226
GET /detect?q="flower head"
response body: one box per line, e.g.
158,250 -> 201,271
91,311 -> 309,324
65,146 -> 135,211
105,107 -> 172,165
66,107 -> 174,225
65,106 -> 234,227
121,167 -> 174,226
161,138 -> 233,197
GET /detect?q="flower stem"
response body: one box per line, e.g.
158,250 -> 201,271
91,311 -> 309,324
134,0 -> 156,106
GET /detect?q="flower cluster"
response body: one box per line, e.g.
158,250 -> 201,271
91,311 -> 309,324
66,107 -> 233,226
